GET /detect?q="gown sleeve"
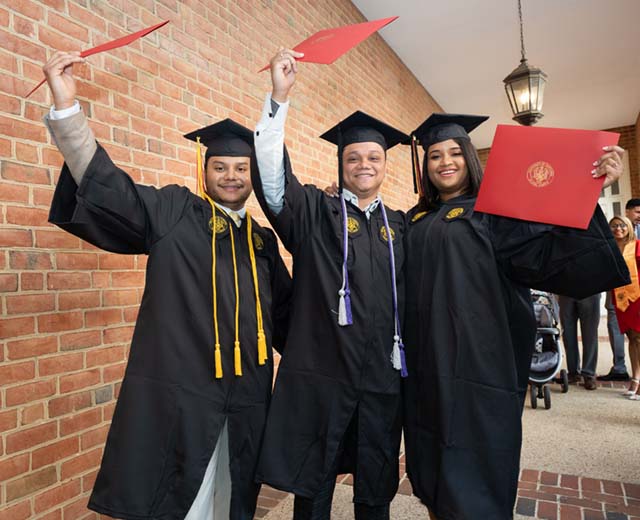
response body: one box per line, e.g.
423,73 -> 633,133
491,205 -> 630,298
49,144 -> 191,255
266,228 -> 292,354
251,146 -> 325,253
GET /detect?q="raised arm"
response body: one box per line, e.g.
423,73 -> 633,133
254,49 -> 304,215
42,51 -> 96,185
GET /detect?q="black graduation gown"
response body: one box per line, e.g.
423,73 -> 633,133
48,145 -> 291,520
250,150 -> 405,505
402,195 -> 629,520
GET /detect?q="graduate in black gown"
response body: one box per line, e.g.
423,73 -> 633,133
402,114 -> 629,520
251,49 -> 408,519
41,51 -> 291,520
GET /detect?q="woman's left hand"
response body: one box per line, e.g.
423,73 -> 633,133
593,145 -> 625,189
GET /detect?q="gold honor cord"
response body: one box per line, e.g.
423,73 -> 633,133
196,138 -> 265,377
246,215 -> 268,365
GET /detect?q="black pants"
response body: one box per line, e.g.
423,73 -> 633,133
292,410 -> 390,520
293,479 -> 390,520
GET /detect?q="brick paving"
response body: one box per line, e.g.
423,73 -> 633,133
255,468 -> 640,520
255,380 -> 638,519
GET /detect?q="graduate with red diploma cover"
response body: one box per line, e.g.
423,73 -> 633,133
251,47 -> 408,520
401,113 -> 629,520
40,50 -> 291,520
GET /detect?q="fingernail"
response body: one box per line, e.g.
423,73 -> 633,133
591,169 -> 597,174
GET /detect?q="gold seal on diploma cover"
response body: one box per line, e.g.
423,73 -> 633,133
347,217 -> 360,234
380,226 -> 395,242
209,216 -> 228,233
253,233 -> 264,250
445,207 -> 465,220
526,161 -> 555,188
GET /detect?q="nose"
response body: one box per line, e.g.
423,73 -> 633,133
222,168 -> 238,180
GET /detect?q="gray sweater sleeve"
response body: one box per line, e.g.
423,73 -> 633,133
43,108 -> 97,185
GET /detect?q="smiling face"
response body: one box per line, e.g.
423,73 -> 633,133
425,138 -> 469,201
204,156 -> 252,210
341,141 -> 387,201
610,217 -> 630,241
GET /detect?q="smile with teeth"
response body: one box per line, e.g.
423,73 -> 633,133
438,169 -> 457,176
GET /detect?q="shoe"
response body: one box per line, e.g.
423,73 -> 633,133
622,378 -> 640,396
629,393 -> 640,401
597,370 -> 630,382
583,376 -> 597,391
567,373 -> 581,385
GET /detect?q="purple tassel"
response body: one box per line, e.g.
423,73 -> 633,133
344,289 -> 353,324
399,342 -> 408,378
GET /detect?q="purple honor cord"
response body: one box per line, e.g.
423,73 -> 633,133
338,194 -> 353,326
379,201 -> 408,377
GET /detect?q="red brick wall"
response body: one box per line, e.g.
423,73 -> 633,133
0,1 -> 441,518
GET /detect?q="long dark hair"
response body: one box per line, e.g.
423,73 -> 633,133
417,137 -> 484,211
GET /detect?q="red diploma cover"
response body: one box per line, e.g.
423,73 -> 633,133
475,124 -> 620,229
25,20 -> 170,98
259,16 -> 397,72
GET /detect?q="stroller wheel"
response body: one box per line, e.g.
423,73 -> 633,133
543,385 -> 551,409
530,385 -> 538,409
560,369 -> 569,393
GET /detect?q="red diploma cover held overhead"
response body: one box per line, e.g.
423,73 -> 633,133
25,20 -> 169,98
259,16 -> 398,71
475,124 -> 620,229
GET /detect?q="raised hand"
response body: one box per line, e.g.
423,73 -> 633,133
42,51 -> 85,110
270,48 -> 304,103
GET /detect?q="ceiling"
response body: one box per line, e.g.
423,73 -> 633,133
352,0 -> 640,148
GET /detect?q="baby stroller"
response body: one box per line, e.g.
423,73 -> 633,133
529,290 -> 568,409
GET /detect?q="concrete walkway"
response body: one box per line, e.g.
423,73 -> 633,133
258,314 -> 640,519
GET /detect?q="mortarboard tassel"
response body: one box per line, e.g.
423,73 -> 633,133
338,194 -> 353,326
246,214 -> 268,365
198,138 -> 224,379
411,135 -> 424,197
380,200 -> 408,377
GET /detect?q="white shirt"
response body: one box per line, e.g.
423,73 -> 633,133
254,94 -> 380,220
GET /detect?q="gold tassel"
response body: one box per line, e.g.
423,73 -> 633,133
214,344 -> 222,379
257,331 -> 267,365
234,341 -> 242,376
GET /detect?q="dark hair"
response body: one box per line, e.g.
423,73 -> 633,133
626,198 -> 640,210
417,137 -> 484,211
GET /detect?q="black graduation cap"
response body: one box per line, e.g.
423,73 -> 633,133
319,111 -> 408,192
405,113 -> 488,194
184,118 -> 253,161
